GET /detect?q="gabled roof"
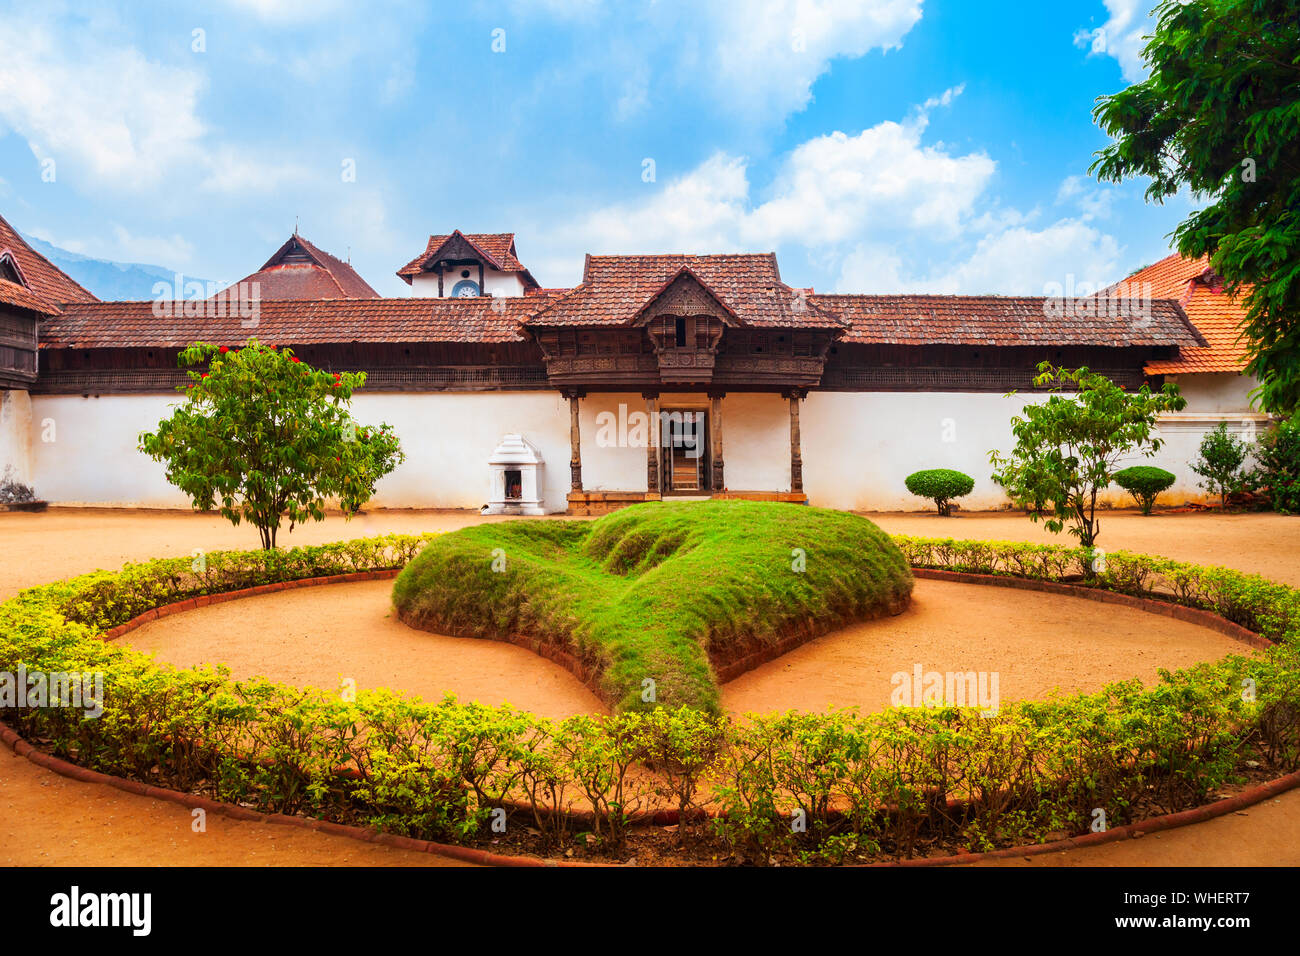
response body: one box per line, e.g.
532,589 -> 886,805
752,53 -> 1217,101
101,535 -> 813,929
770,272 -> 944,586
812,294 -> 1206,348
0,278 -> 61,316
1119,253 -> 1251,374
397,230 -> 539,288
0,212 -> 98,305
526,253 -> 843,329
230,234 -> 379,300
40,293 -> 565,349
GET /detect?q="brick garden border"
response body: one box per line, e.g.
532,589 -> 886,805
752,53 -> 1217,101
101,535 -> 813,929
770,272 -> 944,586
4,565 -> 1295,867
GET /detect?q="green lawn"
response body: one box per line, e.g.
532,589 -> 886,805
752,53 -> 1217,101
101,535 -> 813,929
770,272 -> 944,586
392,500 -> 914,712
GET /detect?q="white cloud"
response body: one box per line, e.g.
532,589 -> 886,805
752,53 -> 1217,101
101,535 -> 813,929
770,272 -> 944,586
0,19 -> 206,189
1056,174 -> 1119,221
0,12 -> 314,195
744,92 -> 992,244
222,0 -> 349,22
1074,0 -> 1155,83
534,89 -> 991,280
511,0 -> 924,125
838,219 -> 1124,295
701,0 -> 924,119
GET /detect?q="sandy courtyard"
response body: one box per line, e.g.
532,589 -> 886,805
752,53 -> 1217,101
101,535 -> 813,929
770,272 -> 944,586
3,506 -> 1299,867
122,576 -> 1254,719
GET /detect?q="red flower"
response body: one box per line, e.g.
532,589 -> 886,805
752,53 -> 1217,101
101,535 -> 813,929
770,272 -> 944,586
201,372 -> 209,378
218,346 -> 229,354
291,356 -> 300,363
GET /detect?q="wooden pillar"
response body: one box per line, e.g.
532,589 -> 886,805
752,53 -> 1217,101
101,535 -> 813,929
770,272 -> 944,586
478,261 -> 485,296
644,392 -> 660,494
436,262 -> 444,297
567,391 -> 583,491
709,391 -> 725,492
787,389 -> 804,493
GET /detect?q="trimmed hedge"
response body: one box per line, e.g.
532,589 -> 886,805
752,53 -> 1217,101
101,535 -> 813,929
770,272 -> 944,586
1113,465 -> 1176,515
2,532 -> 1299,863
905,469 -> 975,516
392,501 -> 914,713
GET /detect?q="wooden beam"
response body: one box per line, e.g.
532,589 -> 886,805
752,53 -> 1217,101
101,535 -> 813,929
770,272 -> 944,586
709,391 -> 724,492
567,390 -> 583,491
644,391 -> 659,493
786,389 -> 805,493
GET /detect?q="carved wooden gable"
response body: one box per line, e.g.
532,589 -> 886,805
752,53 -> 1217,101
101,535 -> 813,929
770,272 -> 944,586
634,272 -> 736,327
425,232 -> 489,269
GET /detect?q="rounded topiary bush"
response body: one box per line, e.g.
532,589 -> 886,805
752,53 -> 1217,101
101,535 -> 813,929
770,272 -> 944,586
1114,465 -> 1176,515
905,469 -> 975,516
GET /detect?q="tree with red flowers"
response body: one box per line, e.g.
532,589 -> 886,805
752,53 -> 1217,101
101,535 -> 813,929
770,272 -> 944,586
139,340 -> 404,548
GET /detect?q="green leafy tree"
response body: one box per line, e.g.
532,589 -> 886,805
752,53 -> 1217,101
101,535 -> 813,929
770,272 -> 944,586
989,364 -> 1186,549
1191,421 -> 1251,508
139,340 -> 404,548
1090,0 -> 1300,413
1252,414 -> 1300,512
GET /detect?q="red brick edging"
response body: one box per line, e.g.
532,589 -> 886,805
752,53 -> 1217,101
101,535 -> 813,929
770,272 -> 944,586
0,720 -> 598,867
7,565 -> 1290,867
865,767 -> 1300,866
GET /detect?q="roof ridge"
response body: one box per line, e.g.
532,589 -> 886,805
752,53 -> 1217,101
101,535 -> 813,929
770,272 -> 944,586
0,211 -> 100,303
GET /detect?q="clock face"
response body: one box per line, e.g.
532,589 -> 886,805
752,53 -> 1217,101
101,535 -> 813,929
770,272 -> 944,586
451,279 -> 479,297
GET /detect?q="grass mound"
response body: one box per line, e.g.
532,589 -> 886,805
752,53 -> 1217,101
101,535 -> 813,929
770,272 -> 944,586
392,500 -> 913,713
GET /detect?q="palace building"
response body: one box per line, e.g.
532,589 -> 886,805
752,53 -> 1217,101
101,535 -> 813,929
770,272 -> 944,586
0,215 -> 1262,514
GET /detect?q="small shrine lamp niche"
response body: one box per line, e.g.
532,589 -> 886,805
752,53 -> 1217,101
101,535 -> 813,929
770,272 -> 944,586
485,434 -> 545,515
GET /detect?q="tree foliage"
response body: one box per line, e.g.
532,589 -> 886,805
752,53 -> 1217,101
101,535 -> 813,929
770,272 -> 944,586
904,468 -> 975,516
139,340 -> 404,548
1091,0 -> 1300,413
989,364 -> 1186,549
1191,421 -> 1252,507
1253,414 -> 1300,511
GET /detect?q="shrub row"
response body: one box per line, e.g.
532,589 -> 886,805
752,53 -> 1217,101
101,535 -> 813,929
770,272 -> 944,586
2,533 -> 1299,863
42,534 -> 438,633
893,535 -> 1300,641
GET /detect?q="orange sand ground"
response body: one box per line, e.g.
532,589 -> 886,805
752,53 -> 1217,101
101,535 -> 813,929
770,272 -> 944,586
125,579 -> 606,722
2,506 -> 1299,866
123,575 -> 1254,720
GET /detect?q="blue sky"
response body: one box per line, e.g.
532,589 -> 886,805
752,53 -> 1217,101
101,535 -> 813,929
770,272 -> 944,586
0,0 -> 1192,297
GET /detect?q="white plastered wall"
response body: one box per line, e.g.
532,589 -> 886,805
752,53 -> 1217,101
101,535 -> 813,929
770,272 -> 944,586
0,389 -> 33,486
801,391 -> 1036,511
24,378 -> 1269,513
29,391 -> 574,512
407,269 -> 525,299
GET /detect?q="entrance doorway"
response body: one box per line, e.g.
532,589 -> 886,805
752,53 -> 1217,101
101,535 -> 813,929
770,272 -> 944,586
661,409 -> 709,493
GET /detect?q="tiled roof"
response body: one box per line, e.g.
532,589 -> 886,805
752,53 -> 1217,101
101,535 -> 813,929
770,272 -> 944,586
230,234 -> 379,300
397,231 -> 538,287
0,213 -> 98,304
527,254 -> 844,329
0,277 -> 61,316
1119,253 -> 1250,374
39,294 -> 563,349
813,294 -> 1206,348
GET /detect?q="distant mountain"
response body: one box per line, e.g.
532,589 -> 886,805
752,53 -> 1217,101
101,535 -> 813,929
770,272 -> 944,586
20,234 -> 216,301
